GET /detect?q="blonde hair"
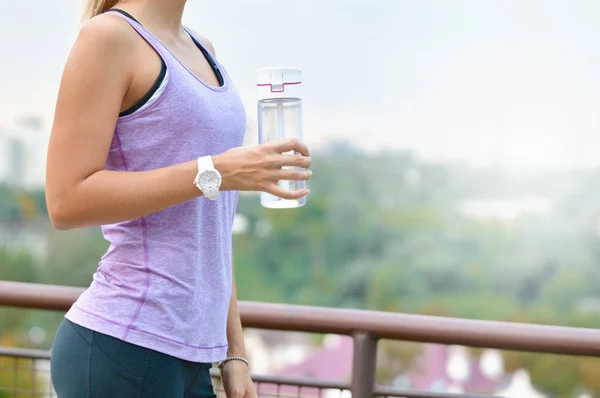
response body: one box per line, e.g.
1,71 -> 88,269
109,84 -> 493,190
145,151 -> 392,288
83,0 -> 120,19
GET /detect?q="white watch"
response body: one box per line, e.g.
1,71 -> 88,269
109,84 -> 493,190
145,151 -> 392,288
193,155 -> 222,200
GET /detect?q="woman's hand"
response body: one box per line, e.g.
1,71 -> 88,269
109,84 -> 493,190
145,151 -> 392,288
220,361 -> 258,398
213,138 -> 312,199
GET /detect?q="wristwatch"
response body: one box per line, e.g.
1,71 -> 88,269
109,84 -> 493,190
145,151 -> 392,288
193,155 -> 222,200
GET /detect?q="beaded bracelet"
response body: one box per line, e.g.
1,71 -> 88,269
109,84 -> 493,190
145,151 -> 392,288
217,356 -> 249,369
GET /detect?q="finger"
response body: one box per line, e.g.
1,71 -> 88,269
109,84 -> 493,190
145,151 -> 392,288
266,184 -> 310,200
274,138 -> 310,157
272,169 -> 312,181
273,154 -> 312,169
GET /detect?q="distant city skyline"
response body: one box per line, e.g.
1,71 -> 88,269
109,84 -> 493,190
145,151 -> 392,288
2,0 -> 600,170
0,116 -> 48,188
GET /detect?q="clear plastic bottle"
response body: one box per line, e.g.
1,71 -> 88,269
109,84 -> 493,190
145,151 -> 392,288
256,67 -> 305,209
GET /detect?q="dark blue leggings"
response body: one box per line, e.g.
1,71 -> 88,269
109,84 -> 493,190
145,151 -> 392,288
50,319 -> 217,398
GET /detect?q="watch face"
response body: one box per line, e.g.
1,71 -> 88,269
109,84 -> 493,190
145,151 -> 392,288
199,170 -> 221,191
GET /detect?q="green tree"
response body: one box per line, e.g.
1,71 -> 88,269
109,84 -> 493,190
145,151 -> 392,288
0,248 -> 40,341
40,227 -> 109,287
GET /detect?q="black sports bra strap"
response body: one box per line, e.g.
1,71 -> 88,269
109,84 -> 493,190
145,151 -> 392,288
107,9 -> 141,25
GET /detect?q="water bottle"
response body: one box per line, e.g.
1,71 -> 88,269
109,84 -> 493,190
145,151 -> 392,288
256,67 -> 305,209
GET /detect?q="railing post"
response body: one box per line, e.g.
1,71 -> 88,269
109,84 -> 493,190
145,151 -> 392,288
351,332 -> 378,398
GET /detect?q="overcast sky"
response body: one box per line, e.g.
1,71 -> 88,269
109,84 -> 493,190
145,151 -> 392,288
2,0 -> 600,170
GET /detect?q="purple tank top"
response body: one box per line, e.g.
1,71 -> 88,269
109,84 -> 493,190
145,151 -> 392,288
65,13 -> 246,363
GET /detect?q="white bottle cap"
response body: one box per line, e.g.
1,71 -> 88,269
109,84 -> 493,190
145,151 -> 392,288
256,67 -> 302,101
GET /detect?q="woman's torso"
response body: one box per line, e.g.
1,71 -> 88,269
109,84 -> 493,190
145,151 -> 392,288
64,10 -> 246,363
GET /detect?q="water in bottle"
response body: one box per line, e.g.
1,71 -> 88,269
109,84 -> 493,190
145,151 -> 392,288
257,67 -> 305,209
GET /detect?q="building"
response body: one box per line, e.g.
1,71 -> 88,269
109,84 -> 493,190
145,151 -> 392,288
246,333 -> 558,398
0,116 -> 49,189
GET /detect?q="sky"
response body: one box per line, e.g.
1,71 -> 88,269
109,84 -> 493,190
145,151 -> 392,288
1,0 -> 600,170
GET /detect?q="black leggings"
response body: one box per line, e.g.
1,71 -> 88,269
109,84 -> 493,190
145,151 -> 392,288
50,319 -> 216,398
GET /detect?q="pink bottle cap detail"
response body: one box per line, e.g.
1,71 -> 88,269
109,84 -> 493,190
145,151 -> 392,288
256,67 -> 302,100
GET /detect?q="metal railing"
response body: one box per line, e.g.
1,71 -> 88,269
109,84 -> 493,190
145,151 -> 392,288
2,281 -> 600,397
0,347 -> 497,398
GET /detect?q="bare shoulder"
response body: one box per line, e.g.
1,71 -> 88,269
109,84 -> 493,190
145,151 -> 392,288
76,13 -> 138,53
186,27 -> 216,56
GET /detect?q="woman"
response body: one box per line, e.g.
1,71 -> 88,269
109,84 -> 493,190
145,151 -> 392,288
46,0 -> 311,397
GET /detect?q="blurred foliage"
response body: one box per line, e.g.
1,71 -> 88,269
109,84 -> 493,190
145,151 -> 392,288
0,185 -> 45,221
3,148 -> 600,396
0,357 -> 47,398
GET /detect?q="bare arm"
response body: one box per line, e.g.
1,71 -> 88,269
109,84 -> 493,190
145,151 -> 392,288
46,18 -> 312,231
226,261 -> 246,358
221,260 -> 259,398
46,16 -> 202,230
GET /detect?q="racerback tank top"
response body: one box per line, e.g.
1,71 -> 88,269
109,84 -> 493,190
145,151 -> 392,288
64,11 -> 247,363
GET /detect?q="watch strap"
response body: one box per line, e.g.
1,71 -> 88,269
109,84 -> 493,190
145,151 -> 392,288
197,155 -> 215,173
204,189 -> 219,200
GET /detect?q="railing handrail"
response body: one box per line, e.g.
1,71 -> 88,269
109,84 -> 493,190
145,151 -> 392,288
2,280 -> 600,357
